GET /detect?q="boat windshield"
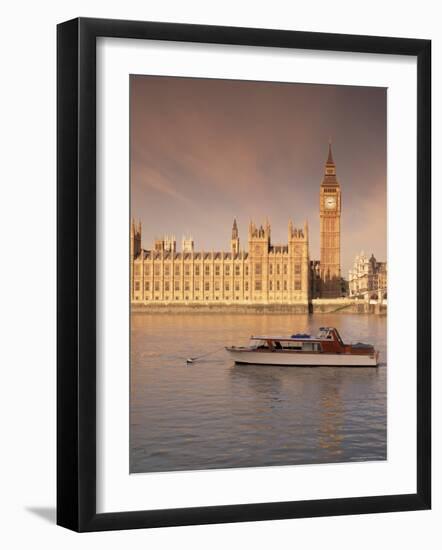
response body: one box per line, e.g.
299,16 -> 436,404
250,339 -> 270,349
334,330 -> 345,346
317,328 -> 334,339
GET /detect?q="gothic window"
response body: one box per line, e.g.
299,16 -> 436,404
135,265 -> 141,276
144,265 -> 150,276
294,280 -> 301,290
164,265 -> 170,276
215,281 -> 220,291
144,281 -> 150,291
184,281 -> 190,291
269,281 -> 273,291
225,282 -> 230,291
134,281 -> 140,291
283,264 -> 287,275
194,265 -> 200,276
294,263 -> 301,275
276,264 -> 280,275
245,266 -> 249,276
283,281 -> 287,291
215,265 -> 220,276
175,265 -> 180,276
235,282 -> 240,291
269,264 -> 273,275
164,281 -> 170,291
245,282 -> 249,291
154,281 -> 160,292
276,281 -> 280,291
255,281 -> 262,291
205,265 -> 210,276
195,282 -> 200,291
235,265 -> 240,276
174,281 -> 180,291
255,263 -> 262,276
225,265 -> 230,276
154,265 -> 160,276
204,282 -> 210,291
184,265 -> 190,276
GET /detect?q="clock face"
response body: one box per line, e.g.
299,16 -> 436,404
324,196 -> 336,209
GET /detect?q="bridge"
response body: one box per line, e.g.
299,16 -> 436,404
349,288 -> 387,304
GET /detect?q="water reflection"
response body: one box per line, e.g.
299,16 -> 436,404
131,313 -> 387,473
318,381 -> 344,455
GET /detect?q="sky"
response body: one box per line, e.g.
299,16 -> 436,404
130,75 -> 386,276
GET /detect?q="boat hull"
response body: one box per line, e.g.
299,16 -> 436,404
226,349 -> 379,367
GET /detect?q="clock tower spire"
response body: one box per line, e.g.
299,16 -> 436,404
319,141 -> 341,298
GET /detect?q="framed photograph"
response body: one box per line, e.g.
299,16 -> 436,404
57,17 -> 431,532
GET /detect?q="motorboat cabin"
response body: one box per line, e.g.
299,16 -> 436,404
226,327 -> 379,367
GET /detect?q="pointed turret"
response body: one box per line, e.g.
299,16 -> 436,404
130,218 -> 141,258
326,139 -> 334,166
231,218 -> 240,254
232,218 -> 238,239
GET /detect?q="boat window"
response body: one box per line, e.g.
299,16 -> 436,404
302,342 -> 320,352
274,341 -> 283,350
282,341 -> 303,350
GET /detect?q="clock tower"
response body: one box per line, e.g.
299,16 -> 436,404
319,141 -> 341,298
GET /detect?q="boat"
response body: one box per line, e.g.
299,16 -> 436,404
226,327 -> 379,367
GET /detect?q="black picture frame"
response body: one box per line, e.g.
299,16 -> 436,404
57,17 -> 431,532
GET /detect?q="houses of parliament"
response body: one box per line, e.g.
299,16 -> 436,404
131,143 -> 342,307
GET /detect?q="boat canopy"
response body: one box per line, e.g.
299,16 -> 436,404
251,335 -> 323,342
251,328 -> 343,343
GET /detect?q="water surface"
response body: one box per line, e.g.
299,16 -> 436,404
130,313 -> 386,473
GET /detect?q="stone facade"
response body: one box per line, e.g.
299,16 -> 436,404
348,252 -> 387,299
131,219 -> 310,305
319,142 -> 342,298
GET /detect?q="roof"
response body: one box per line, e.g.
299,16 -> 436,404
251,336 -> 323,342
326,141 -> 334,165
135,250 -> 249,261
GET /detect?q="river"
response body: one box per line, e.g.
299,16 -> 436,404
130,313 -> 386,473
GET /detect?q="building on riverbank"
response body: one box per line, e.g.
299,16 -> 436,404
130,143 -> 347,309
131,218 -> 310,306
348,251 -> 387,300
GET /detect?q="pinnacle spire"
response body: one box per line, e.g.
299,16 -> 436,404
322,139 -> 338,184
326,139 -> 334,165
232,218 -> 238,239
